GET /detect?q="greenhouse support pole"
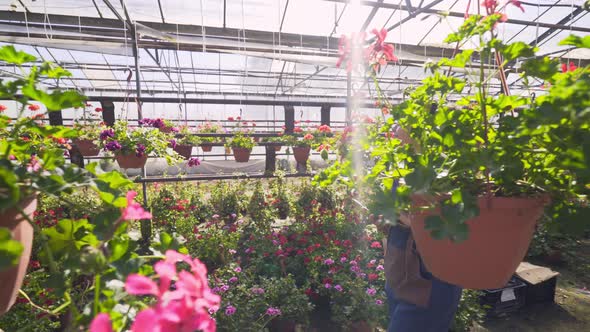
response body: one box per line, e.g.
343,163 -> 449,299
346,72 -> 352,126
131,27 -> 151,245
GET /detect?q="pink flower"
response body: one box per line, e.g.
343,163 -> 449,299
28,104 -> 40,111
89,313 -> 113,332
376,265 -> 384,271
509,0 -> 524,12
0,104 -> 6,112
225,305 -> 236,316
366,288 -> 377,296
370,241 -> 382,249
125,250 -> 220,332
376,299 -> 384,305
121,191 -> 152,221
325,283 -> 332,289
334,285 -> 343,292
266,307 -> 282,316
324,258 -> 334,265
234,267 -> 241,273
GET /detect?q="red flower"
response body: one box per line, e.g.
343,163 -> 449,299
227,116 -> 235,121
509,0 -> 524,12
368,273 -> 379,281
95,107 -> 103,113
0,104 -> 6,112
304,257 -> 311,264
294,127 -> 303,133
482,0 -> 498,13
562,61 -> 577,73
370,28 -> 397,63
318,125 -> 332,133
28,104 -> 40,111
29,260 -> 41,269
370,241 -> 382,249
303,133 -> 314,140
30,113 -> 44,120
381,106 -> 389,115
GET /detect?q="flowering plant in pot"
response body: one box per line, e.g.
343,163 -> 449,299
197,121 -> 224,152
138,117 -> 177,133
317,10 -> 589,289
72,104 -> 105,156
284,132 -> 316,165
170,126 -> 201,159
100,121 -> 181,168
225,132 -> 255,163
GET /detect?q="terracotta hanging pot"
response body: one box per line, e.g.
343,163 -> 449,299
232,148 -> 251,163
115,153 -> 148,169
292,146 -> 310,164
201,144 -> 213,152
73,139 -> 100,157
349,321 -> 373,332
173,144 -> 193,160
407,196 -> 547,290
0,197 -> 36,315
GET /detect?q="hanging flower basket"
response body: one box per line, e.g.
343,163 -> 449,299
0,196 -> 36,314
292,146 -> 310,164
232,148 -> 251,162
200,144 -> 213,152
407,195 -> 548,290
173,144 -> 193,160
73,139 -> 100,157
115,153 -> 148,169
159,126 -> 173,133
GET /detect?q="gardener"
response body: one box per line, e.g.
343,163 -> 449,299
382,125 -> 463,332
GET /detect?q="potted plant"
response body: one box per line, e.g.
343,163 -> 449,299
138,118 -> 177,133
0,46 -> 86,314
170,126 -> 201,160
318,14 -> 589,289
264,135 -> 285,152
100,121 -> 181,168
72,104 -> 104,156
196,121 -> 224,152
225,132 -> 255,163
285,132 -> 315,165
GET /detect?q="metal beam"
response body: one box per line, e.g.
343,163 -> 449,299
157,0 -> 166,23
145,49 -> 180,91
530,7 -> 585,46
322,0 -> 590,33
91,0 -> 104,18
361,0 -> 384,32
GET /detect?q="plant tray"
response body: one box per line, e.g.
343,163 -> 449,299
480,276 -> 527,317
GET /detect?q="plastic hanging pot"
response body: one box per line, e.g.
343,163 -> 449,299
407,195 -> 548,290
0,196 -> 36,315
292,146 -> 310,164
73,139 -> 100,157
232,147 -> 251,163
173,144 -> 193,160
201,144 -> 213,152
115,153 -> 148,169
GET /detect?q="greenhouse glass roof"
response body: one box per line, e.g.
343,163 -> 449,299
0,0 -> 589,107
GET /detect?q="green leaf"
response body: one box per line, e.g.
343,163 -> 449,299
21,85 -> 86,111
451,189 -> 463,204
40,62 -> 72,79
42,219 -> 98,257
559,35 -> 590,49
501,42 -> 537,62
108,236 -> 129,262
438,50 -> 474,68
0,228 -> 23,270
522,57 -> 560,81
0,45 -> 36,65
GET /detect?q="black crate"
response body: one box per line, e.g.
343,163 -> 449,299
518,275 -> 557,305
480,277 -> 527,317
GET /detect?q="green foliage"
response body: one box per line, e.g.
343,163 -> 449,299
175,125 -> 202,146
0,228 -> 23,268
451,290 -> 487,332
271,175 -> 292,219
559,34 -> 590,49
210,181 -> 247,220
225,131 -> 255,150
247,181 -> 274,232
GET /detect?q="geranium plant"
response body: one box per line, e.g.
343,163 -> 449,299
196,121 -> 224,145
225,132 -> 255,150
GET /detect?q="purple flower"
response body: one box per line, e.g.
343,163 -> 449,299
324,258 -> 334,265
350,260 -> 358,266
225,305 -> 236,316
325,283 -> 332,289
169,139 -> 177,149
272,240 -> 279,246
231,213 -> 237,219
366,288 -> 376,296
105,140 -> 121,151
234,267 -> 242,273
171,127 -> 179,132
251,287 -> 265,295
211,286 -> 221,294
229,249 -> 237,255
229,277 -> 238,283
375,299 -> 383,305
188,157 -> 201,167
334,284 -> 343,292
100,129 -> 114,140
340,257 -> 347,263
370,259 -> 376,265
152,118 -> 166,129
135,144 -> 146,157
266,307 -> 282,316
220,285 -> 230,292
138,118 -> 154,126
376,265 -> 384,271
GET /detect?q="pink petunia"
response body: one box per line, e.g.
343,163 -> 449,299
89,313 -> 114,332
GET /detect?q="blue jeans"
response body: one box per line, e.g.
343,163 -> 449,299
385,226 -> 462,332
